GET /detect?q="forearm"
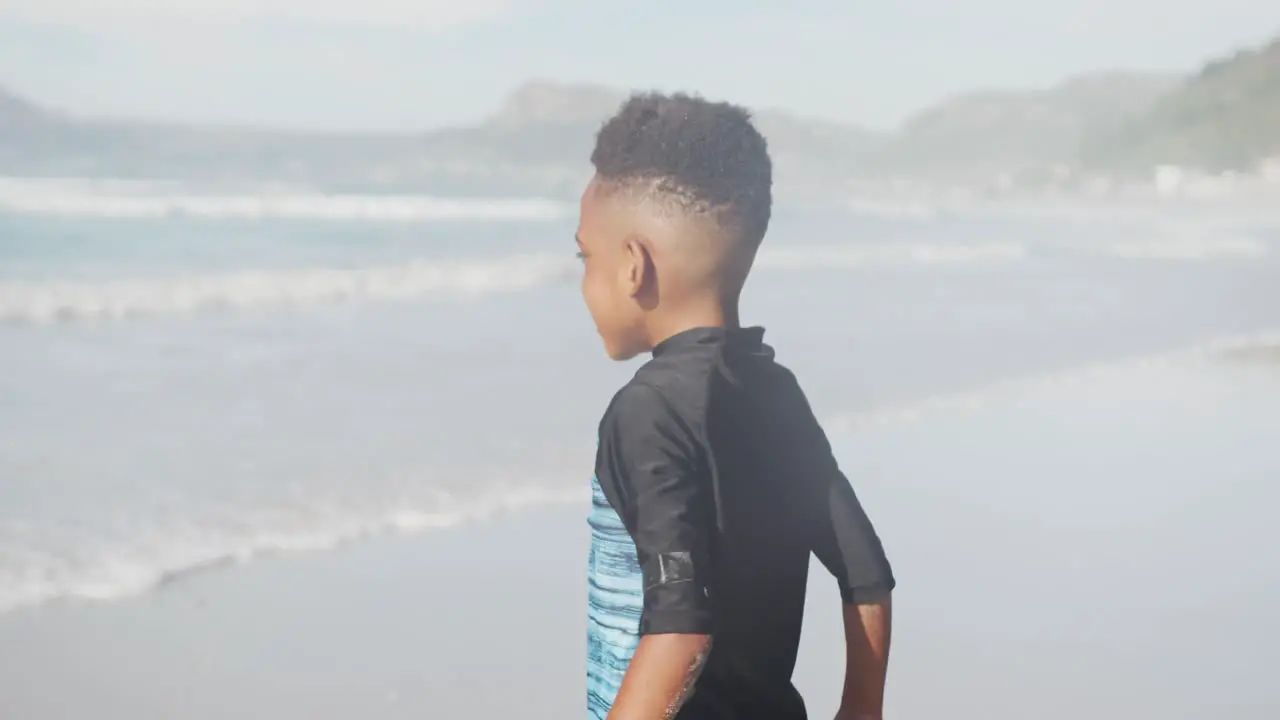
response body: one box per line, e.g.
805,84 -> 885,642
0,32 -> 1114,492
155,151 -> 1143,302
836,595 -> 892,720
607,634 -> 712,720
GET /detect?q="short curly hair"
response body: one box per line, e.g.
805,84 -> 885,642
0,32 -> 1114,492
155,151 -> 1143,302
590,92 -> 773,247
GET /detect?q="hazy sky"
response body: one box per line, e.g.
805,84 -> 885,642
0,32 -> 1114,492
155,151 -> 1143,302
1,0 -> 1279,131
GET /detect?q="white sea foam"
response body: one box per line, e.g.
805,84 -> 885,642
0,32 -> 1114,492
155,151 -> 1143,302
0,483 -> 588,615
0,176 -> 572,222
845,198 -> 939,220
824,330 -> 1280,433
757,241 -> 1028,268
4,229 -> 1270,326
1079,234 -> 1270,260
0,254 -> 579,324
0,243 -> 1030,325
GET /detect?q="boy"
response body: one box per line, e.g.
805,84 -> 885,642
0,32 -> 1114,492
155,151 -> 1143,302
579,92 -> 895,720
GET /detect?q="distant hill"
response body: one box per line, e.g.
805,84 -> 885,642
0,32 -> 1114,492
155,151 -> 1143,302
0,80 -> 884,200
1079,35 -> 1280,173
0,88 -> 74,167
432,81 -> 885,193
0,94 -> 503,193
3,36 -> 1278,200
0,88 -> 49,130
871,72 -> 1179,181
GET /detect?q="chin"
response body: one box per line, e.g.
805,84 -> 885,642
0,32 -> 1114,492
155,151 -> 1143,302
604,345 -> 637,362
602,339 -> 644,362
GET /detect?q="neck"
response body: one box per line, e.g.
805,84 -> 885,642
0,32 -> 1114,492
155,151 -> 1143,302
645,296 -> 739,349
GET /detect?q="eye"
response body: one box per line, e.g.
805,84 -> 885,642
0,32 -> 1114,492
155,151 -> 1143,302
575,250 -> 586,261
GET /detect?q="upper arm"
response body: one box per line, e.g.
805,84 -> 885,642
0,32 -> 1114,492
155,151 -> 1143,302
796,401 -> 895,604
597,383 -> 715,636
813,461 -> 896,604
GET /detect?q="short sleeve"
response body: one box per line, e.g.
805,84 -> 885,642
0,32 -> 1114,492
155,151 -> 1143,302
813,467 -> 896,604
596,383 -> 715,636
773,370 -> 895,604
804,426 -> 896,604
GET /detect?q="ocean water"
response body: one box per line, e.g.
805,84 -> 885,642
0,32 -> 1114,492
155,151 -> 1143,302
1,180 -> 1278,631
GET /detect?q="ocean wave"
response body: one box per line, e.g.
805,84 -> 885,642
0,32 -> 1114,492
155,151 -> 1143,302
845,198 -> 939,220
1,232 -> 1270,326
0,483 -> 587,615
825,330 -> 1280,432
0,243 -> 1029,325
0,176 -> 572,222
757,241 -> 1027,268
0,254 -> 578,324
1080,234 -> 1270,260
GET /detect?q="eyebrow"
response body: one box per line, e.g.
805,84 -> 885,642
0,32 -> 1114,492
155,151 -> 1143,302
574,234 -> 583,246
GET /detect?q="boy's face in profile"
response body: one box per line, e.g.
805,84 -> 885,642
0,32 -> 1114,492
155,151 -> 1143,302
577,179 -> 648,361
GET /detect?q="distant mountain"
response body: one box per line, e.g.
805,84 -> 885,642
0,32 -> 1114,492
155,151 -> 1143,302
1078,35 -> 1280,174
486,80 -> 623,128
0,95 -> 483,192
3,37 -> 1277,201
0,80 -> 884,200
0,88 -> 49,130
0,87 -> 75,167
871,72 -> 1180,181
419,81 -> 884,195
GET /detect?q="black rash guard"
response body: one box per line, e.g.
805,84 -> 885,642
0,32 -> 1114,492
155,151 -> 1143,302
585,326 -> 895,720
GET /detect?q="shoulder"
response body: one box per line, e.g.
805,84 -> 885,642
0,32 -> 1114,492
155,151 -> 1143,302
594,373 -> 707,502
597,378 -> 695,446
601,343 -> 720,429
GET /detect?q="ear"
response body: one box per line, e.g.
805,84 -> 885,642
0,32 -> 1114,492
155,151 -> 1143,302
620,234 -> 654,299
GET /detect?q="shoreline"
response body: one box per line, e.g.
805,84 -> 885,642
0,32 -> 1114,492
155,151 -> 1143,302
2,329 -> 1277,620
0,505 -> 595,719
0,486 -> 590,620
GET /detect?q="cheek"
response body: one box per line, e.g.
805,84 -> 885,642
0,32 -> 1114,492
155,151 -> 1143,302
580,264 -> 613,325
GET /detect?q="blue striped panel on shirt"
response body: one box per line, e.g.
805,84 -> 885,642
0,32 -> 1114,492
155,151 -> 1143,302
586,474 -> 643,719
